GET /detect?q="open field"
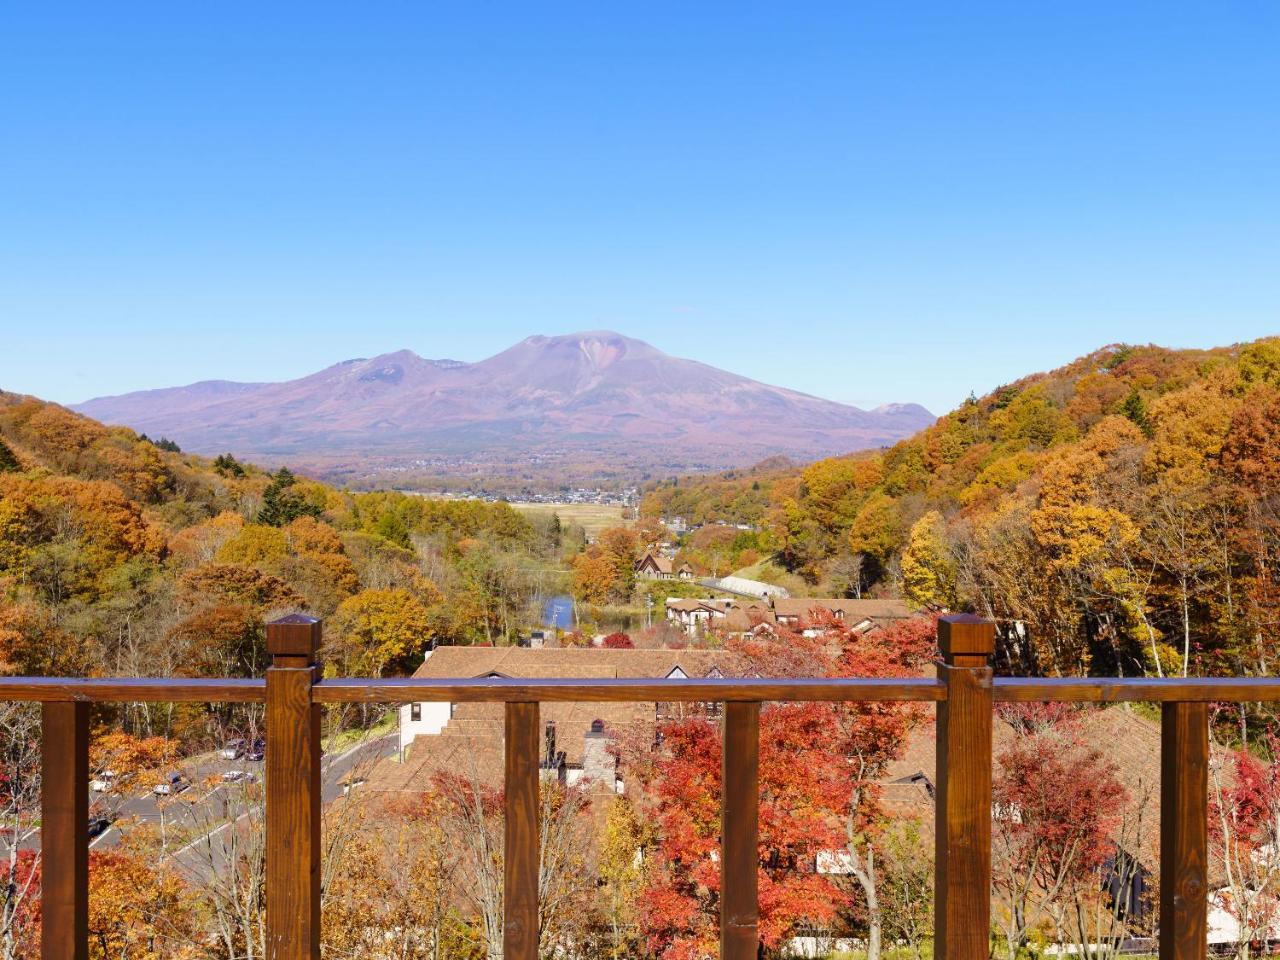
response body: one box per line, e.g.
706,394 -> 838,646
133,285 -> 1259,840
510,501 -> 628,539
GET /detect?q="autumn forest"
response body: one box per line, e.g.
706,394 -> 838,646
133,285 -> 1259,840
5,337 -> 1280,958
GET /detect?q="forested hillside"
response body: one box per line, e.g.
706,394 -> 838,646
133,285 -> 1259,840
642,338 -> 1280,678
0,391 -> 568,706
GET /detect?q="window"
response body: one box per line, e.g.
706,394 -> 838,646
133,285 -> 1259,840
410,703 -> 422,722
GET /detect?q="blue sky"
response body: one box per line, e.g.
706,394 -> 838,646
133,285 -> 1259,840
1,2 -> 1277,416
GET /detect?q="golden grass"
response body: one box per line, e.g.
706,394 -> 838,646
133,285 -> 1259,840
510,501 -> 628,539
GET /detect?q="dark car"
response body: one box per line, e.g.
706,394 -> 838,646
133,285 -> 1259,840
246,739 -> 265,762
153,772 -> 189,796
87,817 -> 113,839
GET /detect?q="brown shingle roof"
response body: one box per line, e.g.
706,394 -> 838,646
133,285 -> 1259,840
365,646 -> 733,795
411,645 -> 729,680
636,552 -> 674,574
771,598 -> 911,624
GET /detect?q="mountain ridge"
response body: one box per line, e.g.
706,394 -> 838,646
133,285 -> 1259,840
73,331 -> 934,483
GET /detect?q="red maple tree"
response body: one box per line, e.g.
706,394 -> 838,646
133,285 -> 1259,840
991,704 -> 1129,960
634,613 -> 937,958
602,632 -> 634,649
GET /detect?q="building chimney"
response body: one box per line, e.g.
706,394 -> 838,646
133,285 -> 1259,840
582,719 -> 617,789
544,720 -> 557,765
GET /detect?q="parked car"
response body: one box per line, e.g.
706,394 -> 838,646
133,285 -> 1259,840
246,739 -> 265,762
219,739 -> 245,760
87,817 -> 113,839
153,773 -> 189,796
90,770 -> 117,793
221,770 -> 255,783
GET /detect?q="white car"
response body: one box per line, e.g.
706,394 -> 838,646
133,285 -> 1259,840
221,770 -> 255,783
219,739 -> 245,761
153,773 -> 189,796
90,771 -> 117,793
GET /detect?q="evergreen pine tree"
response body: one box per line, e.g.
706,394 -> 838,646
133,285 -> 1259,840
257,467 -> 320,526
214,453 -> 246,478
1120,390 -> 1152,436
0,437 -> 20,473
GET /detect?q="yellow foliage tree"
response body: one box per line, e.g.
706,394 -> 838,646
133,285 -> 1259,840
214,524 -> 289,566
901,510 -> 957,610
87,851 -> 202,959
329,587 -> 435,677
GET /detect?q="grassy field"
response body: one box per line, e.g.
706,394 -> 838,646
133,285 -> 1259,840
511,501 -> 628,539
731,557 -> 811,595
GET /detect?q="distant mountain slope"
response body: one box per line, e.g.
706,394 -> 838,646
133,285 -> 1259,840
74,332 -> 933,471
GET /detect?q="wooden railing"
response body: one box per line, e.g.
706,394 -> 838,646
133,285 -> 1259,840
5,612 -> 1280,960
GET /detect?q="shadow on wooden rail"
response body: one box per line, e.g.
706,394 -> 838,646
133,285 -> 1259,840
7,612 -> 1266,960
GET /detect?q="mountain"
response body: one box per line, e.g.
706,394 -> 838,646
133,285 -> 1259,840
74,332 -> 933,484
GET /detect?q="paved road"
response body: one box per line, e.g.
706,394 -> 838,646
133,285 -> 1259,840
165,731 -> 397,879
20,731 -> 397,867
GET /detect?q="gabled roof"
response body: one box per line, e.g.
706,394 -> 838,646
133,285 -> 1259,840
772,598 -> 911,624
636,551 -> 674,574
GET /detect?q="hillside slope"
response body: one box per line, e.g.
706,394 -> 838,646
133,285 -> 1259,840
0,391 -> 561,682
642,338 -> 1280,679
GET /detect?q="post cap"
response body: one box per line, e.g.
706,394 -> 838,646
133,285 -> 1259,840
267,614 -> 321,658
937,613 -> 995,661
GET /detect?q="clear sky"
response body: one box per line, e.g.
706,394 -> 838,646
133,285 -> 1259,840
1,2 -> 1277,417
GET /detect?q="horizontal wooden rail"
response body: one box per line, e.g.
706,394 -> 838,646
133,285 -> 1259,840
8,675 -> 1280,707
993,676 -> 1280,702
0,677 -> 266,702
313,676 -> 947,703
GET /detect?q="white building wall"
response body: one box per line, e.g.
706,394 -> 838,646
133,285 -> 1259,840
399,701 -> 452,756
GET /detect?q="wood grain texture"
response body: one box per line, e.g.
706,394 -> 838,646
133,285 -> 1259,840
0,677 -> 265,702
42,701 -> 89,960
265,618 -> 321,960
935,618 -> 994,960
996,677 -> 1280,702
1161,702 -> 1209,960
721,701 -> 760,960
313,676 -> 946,704
3,674 -> 1278,708
505,702 -> 540,960
937,613 -> 995,665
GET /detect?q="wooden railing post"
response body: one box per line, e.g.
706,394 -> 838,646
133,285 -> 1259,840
42,700 -> 89,960
721,700 -> 760,960
504,701 -> 540,960
265,614 -> 322,960
1161,702 -> 1208,960
935,614 -> 995,960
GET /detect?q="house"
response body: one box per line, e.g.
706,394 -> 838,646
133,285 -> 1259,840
664,597 -> 737,632
771,598 -> 911,636
635,551 -> 694,581
664,595 -> 911,638
372,646 -> 731,795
